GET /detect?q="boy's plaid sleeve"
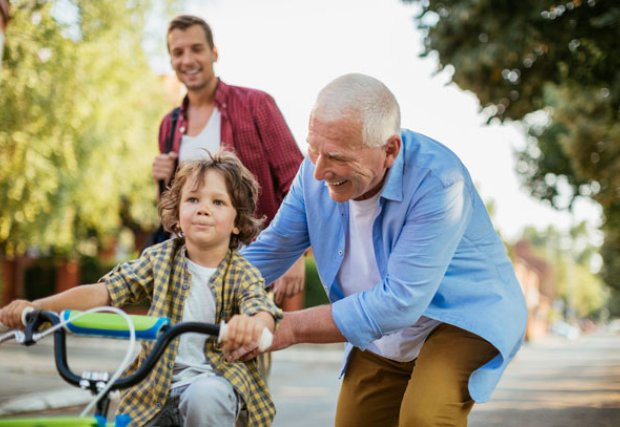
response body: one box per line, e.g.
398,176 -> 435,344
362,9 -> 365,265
100,254 -> 154,307
237,270 -> 283,322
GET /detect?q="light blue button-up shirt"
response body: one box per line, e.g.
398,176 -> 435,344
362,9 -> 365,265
242,129 -> 527,402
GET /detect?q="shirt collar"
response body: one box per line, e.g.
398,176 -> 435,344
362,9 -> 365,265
179,78 -> 229,118
379,135 -> 405,202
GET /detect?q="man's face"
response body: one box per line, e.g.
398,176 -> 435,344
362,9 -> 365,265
306,114 -> 400,202
168,25 -> 217,92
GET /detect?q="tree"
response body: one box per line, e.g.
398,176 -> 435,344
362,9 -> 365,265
521,224 -> 608,318
0,0 -> 172,257
408,0 -> 620,314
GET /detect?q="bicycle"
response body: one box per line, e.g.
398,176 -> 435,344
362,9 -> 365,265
0,307 -> 272,426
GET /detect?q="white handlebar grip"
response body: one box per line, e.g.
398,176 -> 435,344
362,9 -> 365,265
21,307 -> 35,327
257,328 -> 273,352
217,321 -> 273,352
218,320 -> 228,344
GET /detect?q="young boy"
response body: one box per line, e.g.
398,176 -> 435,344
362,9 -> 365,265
0,150 -> 282,426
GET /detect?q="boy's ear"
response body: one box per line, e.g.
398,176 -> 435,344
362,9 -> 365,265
232,226 -> 240,235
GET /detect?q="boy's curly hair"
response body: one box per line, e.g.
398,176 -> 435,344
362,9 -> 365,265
159,150 -> 264,250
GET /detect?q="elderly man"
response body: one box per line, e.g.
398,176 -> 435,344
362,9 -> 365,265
241,73 -> 527,426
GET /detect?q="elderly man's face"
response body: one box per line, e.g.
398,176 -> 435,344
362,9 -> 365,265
306,115 -> 400,202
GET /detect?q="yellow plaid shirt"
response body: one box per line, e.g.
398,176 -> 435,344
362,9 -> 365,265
101,238 -> 282,426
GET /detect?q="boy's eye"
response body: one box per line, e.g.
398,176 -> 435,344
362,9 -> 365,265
213,199 -> 225,206
187,197 -> 199,203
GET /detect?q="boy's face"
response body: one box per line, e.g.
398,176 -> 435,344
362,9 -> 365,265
179,169 -> 239,259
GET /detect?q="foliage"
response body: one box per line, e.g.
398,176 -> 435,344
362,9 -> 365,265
304,256 -> 329,308
0,0 -> 172,257
409,0 -> 620,314
521,224 -> 608,318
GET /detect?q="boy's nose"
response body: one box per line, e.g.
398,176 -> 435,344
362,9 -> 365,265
196,204 -> 211,215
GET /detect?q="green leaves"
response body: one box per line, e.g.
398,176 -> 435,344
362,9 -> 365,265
409,0 -> 620,313
0,0 -> 169,256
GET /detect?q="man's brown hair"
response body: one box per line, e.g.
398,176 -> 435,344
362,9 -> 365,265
167,15 -> 214,50
159,150 -> 263,250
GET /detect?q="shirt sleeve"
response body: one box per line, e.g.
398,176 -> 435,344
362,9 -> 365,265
101,253 -> 154,308
237,274 -> 283,322
254,94 -> 303,199
332,177 -> 474,349
242,161 -> 311,284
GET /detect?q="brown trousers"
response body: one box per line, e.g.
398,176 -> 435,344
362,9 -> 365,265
335,324 -> 498,427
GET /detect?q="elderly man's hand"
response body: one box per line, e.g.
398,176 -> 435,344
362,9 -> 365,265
226,312 -> 296,362
272,256 -> 305,306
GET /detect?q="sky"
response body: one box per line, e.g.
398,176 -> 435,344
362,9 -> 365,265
155,0 -> 602,242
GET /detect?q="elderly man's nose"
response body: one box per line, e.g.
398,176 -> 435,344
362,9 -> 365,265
313,155 -> 327,180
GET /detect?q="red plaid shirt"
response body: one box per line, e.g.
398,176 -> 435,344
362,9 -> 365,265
158,79 -> 303,225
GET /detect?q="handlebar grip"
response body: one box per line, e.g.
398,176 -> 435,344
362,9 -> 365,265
218,322 -> 274,352
21,307 -> 35,326
61,310 -> 171,340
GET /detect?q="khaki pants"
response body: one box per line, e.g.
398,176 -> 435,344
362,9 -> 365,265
335,324 -> 498,427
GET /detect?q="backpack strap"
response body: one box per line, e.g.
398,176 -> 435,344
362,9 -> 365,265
158,107 -> 181,195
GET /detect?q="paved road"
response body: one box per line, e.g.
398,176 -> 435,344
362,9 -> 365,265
1,328 -> 619,426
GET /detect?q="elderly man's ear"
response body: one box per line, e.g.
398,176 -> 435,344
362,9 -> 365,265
384,136 -> 402,168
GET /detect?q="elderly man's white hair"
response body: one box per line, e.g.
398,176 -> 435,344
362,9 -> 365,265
312,73 -> 401,148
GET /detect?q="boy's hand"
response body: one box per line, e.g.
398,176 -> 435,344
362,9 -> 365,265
0,300 -> 36,330
220,314 -> 262,358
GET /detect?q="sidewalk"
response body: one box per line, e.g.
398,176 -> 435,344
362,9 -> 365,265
0,337 -> 344,418
1,329 -> 619,426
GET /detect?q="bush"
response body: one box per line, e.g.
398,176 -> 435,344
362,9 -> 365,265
304,256 -> 329,308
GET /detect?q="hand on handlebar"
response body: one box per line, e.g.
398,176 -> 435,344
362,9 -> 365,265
0,300 -> 36,330
219,314 -> 272,361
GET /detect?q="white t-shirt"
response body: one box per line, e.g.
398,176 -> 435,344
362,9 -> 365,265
178,108 -> 221,162
337,193 -> 441,362
171,257 -> 218,389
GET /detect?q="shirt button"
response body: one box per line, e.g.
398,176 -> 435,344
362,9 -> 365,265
156,402 -> 161,408
168,361 -> 174,369
179,126 -> 186,133
338,250 -> 343,256
182,284 -> 189,290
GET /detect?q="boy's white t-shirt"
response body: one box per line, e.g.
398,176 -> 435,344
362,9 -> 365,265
171,257 -> 218,389
337,193 -> 441,362
178,108 -> 221,162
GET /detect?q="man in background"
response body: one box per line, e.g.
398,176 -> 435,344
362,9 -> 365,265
152,15 -> 306,307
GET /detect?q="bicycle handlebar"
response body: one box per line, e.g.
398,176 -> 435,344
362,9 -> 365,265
61,310 -> 171,341
3,309 -> 273,390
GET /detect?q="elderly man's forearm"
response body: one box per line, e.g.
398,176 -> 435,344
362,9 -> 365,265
286,305 -> 346,344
